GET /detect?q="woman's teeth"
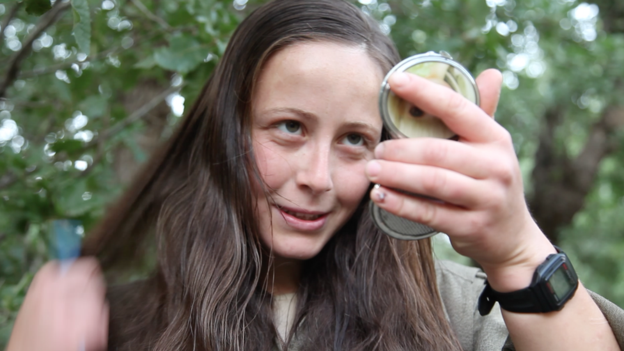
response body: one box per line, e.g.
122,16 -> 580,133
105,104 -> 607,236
280,207 -> 323,220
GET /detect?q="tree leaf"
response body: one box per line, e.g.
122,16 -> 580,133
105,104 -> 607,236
78,95 -> 108,118
55,178 -> 96,216
49,139 -> 84,156
25,0 -> 52,15
71,0 -> 91,55
134,55 -> 157,69
154,35 -> 210,74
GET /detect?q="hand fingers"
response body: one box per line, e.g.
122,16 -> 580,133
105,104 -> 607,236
370,185 -> 475,236
54,259 -> 106,306
60,258 -> 108,349
374,138 -> 495,179
26,258 -> 108,351
99,303 -> 110,350
475,69 -> 503,118
60,257 -> 102,278
366,160 -> 491,208
388,72 -> 506,143
77,288 -> 109,351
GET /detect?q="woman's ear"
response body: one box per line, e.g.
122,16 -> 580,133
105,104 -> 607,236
475,69 -> 503,118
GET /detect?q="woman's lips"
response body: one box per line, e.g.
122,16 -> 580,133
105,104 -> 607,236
275,205 -> 329,231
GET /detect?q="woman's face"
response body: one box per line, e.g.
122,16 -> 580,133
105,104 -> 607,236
252,41 -> 384,260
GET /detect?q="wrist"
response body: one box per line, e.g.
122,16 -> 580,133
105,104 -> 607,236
479,247 -> 579,315
480,236 -> 556,292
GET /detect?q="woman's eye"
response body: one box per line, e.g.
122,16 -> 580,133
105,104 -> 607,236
343,133 -> 364,146
277,120 -> 302,135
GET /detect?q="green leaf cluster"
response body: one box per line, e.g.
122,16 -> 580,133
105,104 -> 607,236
25,0 -> 51,16
71,0 -> 92,55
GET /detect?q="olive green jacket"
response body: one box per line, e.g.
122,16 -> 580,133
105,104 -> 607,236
434,260 -> 624,351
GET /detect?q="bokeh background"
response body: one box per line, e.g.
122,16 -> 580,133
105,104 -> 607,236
1,0 -> 623,346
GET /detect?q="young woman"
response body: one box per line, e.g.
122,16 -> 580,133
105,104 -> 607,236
7,0 -> 623,350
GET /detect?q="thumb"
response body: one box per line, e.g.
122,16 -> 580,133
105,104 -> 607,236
475,69 -> 503,118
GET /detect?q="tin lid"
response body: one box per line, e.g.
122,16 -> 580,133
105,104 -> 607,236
379,51 -> 480,140
369,201 -> 438,241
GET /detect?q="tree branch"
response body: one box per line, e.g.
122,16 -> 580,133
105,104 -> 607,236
84,84 -> 180,149
571,106 -> 624,191
130,0 -> 171,30
0,85 -> 177,190
0,2 -> 23,48
0,167 -> 37,191
18,47 -> 121,79
529,103 -> 624,243
0,171 -> 18,190
0,0 -> 71,99
66,84 -> 177,177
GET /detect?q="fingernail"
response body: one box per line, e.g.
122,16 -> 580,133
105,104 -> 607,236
389,72 -> 409,88
366,160 -> 381,178
374,142 -> 384,158
372,184 -> 386,202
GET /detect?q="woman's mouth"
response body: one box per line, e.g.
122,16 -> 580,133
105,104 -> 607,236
279,206 -> 324,220
275,205 -> 329,231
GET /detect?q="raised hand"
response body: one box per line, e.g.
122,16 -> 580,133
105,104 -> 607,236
366,69 -> 555,290
6,258 -> 109,351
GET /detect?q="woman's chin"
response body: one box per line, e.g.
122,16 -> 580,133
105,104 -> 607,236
264,235 -> 328,261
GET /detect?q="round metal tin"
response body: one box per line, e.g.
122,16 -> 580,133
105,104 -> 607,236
372,52 -> 480,240
369,200 -> 438,241
379,51 -> 480,140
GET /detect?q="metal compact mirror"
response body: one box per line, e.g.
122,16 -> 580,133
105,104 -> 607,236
370,51 -> 480,241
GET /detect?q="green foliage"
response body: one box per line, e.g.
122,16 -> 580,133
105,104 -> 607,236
0,0 -> 249,345
561,151 -> 624,303
1,0 -> 623,348
25,0 -> 51,16
153,34 -> 211,73
71,0 -> 92,55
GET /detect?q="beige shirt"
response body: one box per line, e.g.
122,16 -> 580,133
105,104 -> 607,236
273,293 -> 298,342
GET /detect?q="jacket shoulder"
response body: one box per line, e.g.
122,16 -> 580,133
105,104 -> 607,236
435,260 -> 512,351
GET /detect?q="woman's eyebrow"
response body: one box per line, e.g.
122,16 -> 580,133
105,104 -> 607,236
258,108 -> 380,135
260,107 -> 319,121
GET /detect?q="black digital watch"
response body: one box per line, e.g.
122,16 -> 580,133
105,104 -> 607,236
478,248 -> 579,315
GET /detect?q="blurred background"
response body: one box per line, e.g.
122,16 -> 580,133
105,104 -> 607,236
1,0 -> 623,346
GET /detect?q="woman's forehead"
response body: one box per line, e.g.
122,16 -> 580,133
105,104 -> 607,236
260,41 -> 384,84
252,41 -> 384,126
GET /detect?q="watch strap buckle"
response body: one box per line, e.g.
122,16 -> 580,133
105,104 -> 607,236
478,282 -> 496,316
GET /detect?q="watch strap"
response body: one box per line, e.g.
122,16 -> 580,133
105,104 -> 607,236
478,247 -> 578,316
478,280 -> 553,315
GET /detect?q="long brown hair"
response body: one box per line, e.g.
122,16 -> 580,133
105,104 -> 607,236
84,0 -> 463,350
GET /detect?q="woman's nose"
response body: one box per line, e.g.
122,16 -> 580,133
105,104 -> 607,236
296,145 -> 333,194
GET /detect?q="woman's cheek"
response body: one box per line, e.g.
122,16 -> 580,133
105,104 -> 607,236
253,140 -> 287,189
336,161 -> 371,205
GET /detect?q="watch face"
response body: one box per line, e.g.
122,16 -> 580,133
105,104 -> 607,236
547,266 -> 575,301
